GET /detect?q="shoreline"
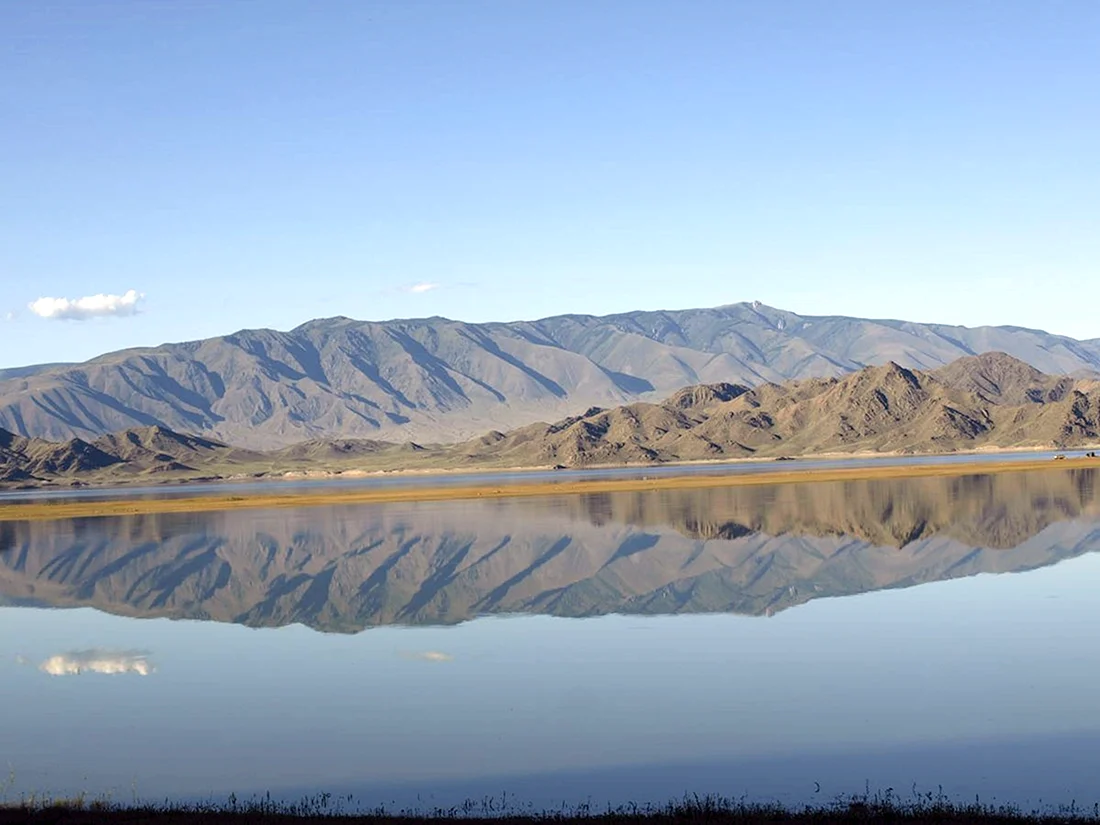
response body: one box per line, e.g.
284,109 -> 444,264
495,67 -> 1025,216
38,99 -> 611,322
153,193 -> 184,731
5,442 -> 1099,493
2,455 -> 1099,523
245,443 -> 1100,481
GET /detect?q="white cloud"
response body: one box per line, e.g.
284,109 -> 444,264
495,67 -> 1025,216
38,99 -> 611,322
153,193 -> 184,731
3,311 -> 15,322
29,289 -> 143,320
403,282 -> 440,294
38,649 -> 155,676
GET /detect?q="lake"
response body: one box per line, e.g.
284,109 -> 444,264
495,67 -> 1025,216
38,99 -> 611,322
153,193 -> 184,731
3,466 -> 1100,812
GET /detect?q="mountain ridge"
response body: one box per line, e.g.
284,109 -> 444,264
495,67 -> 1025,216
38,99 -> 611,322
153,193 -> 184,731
3,302 -> 1100,448
457,352 -> 1100,467
2,352 -> 1099,487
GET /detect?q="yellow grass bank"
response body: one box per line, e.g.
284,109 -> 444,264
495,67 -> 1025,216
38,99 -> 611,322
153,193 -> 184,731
3,456 -> 1099,523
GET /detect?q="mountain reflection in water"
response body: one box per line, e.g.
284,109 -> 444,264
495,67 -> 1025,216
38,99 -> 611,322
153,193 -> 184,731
1,467 -> 1098,632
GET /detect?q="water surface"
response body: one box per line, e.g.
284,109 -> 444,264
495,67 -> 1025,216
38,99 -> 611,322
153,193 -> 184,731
2,467 -> 1100,811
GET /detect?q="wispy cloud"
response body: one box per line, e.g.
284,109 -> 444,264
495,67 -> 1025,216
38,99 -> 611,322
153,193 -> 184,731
2,311 -> 15,322
402,282 -> 440,294
29,289 -> 143,320
399,650 -> 454,663
37,649 -> 155,676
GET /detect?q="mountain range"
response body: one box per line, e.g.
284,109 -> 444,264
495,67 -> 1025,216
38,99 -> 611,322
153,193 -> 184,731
469,352 -> 1100,466
3,302 -> 1100,448
2,352 -> 1098,486
3,469 -> 1098,631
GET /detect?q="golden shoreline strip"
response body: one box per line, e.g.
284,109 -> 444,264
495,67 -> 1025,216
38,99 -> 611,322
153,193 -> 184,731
2,457 -> 1098,523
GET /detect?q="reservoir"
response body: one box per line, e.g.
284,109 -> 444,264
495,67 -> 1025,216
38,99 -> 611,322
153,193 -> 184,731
2,467 -> 1100,812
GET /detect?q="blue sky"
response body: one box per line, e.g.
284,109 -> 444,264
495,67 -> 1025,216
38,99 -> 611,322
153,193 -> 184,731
2,0 -> 1098,368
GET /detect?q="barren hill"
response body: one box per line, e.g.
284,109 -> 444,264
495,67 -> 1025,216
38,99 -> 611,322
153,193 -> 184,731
0,424 -> 426,486
2,353 -> 1099,487
466,353 -> 1100,466
0,429 -> 119,483
2,303 -> 1099,448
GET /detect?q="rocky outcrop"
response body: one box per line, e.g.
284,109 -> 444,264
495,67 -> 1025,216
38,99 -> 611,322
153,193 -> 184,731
465,354 -> 1100,466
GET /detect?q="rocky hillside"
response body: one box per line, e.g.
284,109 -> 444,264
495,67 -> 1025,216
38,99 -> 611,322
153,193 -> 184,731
0,429 -> 119,483
465,353 -> 1100,466
2,353 -> 1099,486
2,303 -> 1099,448
0,425 -> 240,484
0,423 -> 432,486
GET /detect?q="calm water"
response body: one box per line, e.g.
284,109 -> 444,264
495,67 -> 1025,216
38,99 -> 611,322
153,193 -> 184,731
3,467 -> 1100,810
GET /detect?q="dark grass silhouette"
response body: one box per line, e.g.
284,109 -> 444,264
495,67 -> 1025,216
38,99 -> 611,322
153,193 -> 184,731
5,790 -> 1100,825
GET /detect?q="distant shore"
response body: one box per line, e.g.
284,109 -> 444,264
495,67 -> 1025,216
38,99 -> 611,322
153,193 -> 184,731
2,454 -> 1099,523
239,442 -> 1100,482
6,440 -> 1100,492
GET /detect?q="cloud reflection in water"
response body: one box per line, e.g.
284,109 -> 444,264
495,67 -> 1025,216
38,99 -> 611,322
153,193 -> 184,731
38,649 -> 155,676
399,650 -> 454,663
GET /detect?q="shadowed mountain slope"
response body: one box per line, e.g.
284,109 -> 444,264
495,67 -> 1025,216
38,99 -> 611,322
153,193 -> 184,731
0,422 -> 434,486
464,353 -> 1100,466
0,425 -> 248,484
91,426 -> 234,467
3,353 -> 1100,486
0,428 -> 120,483
3,303 -> 1099,448
1,469 -> 1098,630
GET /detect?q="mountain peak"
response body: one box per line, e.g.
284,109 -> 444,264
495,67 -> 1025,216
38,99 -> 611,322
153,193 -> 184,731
3,304 -> 1100,448
292,315 -> 356,330
666,382 -> 749,409
931,351 -> 1066,404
